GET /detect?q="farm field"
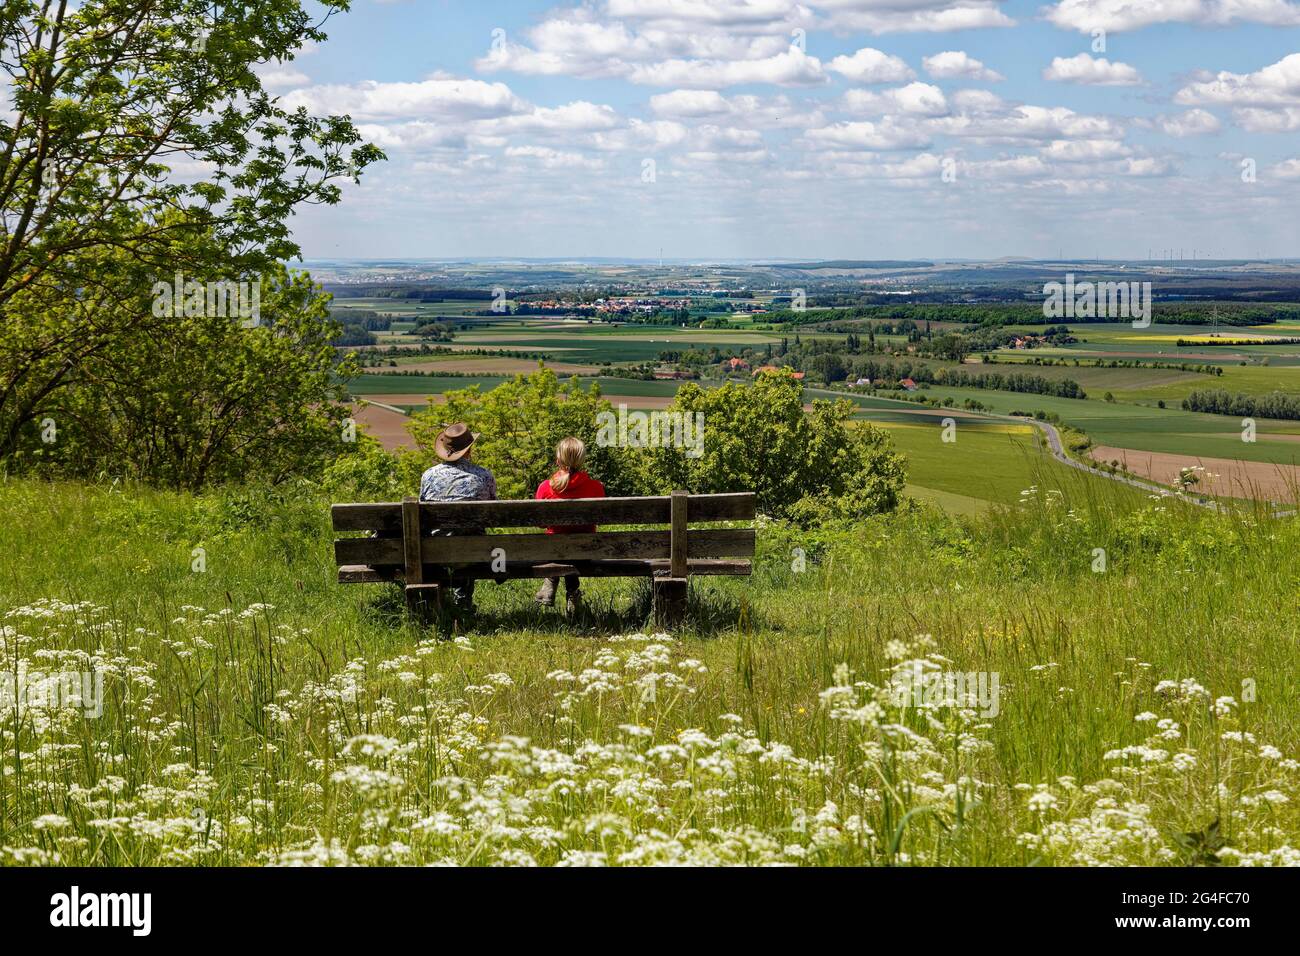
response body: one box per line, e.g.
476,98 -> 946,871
340,309 -> 1300,510
1088,445 -> 1300,504
329,296 -> 514,319
349,373 -> 697,420
449,330 -> 785,363
875,420 -> 1114,511
348,346 -> 1300,505
351,402 -> 417,450
1110,364 -> 1300,403
972,359 -> 1208,393
849,386 -> 1300,466
362,356 -> 599,375
1002,321 -> 1300,367
973,357 -> 1300,402
351,373 -> 686,400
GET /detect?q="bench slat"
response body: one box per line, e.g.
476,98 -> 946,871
334,528 -> 754,567
337,559 -> 752,584
331,493 -> 755,532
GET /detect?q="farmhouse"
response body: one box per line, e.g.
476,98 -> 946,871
899,378 -> 917,391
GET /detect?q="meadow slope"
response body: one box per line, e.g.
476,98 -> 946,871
1,475 -> 1297,866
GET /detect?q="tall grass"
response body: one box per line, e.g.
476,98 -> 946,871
0,474 -> 1296,866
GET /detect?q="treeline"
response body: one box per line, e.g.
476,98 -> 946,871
984,355 -> 1223,375
839,360 -> 1086,399
1177,338 -> 1300,347
1182,390 -> 1300,421
331,287 -> 498,302
329,309 -> 392,331
933,369 -> 1086,399
354,344 -> 550,363
771,302 -> 1299,329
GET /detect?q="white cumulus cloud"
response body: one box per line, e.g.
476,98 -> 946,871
629,48 -> 827,87
1043,53 -> 1143,86
805,118 -> 933,150
1156,109 -> 1222,136
282,76 -> 527,121
1174,53 -> 1300,105
1045,0 -> 1300,33
827,47 -> 915,83
844,83 -> 950,117
816,0 -> 1015,33
923,51 -> 1004,82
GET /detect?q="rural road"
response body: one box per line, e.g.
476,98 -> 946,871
1013,416 -> 1300,518
1013,416 -> 1221,510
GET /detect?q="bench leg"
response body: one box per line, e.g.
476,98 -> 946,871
653,577 -> 688,629
405,583 -> 441,626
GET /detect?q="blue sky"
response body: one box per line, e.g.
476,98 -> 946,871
280,0 -> 1300,260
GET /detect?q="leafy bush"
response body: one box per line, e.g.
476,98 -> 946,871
407,367 -> 650,500
321,435 -> 419,502
15,260 -> 355,490
404,368 -> 907,523
635,372 -> 905,522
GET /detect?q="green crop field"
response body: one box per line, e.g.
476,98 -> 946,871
351,373 -> 510,395
876,420 -> 1121,511
350,373 -> 689,403
1000,322 -> 1300,369
860,386 -> 1300,465
1110,364 -> 1300,403
450,327 -> 785,363
976,357 -> 1300,401
329,296 -> 514,318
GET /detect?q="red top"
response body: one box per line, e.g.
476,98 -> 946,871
535,470 -> 606,533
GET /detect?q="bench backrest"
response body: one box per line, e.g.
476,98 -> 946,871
332,491 -> 756,582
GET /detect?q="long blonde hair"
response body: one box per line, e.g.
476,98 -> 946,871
549,437 -> 586,493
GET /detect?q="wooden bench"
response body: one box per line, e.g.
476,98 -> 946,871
331,490 -> 756,626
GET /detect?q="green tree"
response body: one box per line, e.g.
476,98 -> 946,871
0,0 -> 382,458
648,372 -> 906,520
404,368 -> 907,524
23,259 -> 356,489
406,366 -> 649,500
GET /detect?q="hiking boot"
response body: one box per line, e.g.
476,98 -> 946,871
534,578 -> 557,607
565,590 -> 582,617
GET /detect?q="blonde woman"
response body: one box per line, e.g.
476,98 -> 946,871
534,437 -> 605,614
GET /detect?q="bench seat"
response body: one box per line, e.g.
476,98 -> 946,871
330,491 -> 756,626
337,558 -> 753,584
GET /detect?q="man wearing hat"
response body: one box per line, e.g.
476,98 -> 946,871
419,423 -> 498,614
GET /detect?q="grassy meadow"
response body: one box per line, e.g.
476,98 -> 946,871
2,473 -> 1297,866
876,421 -> 1093,512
